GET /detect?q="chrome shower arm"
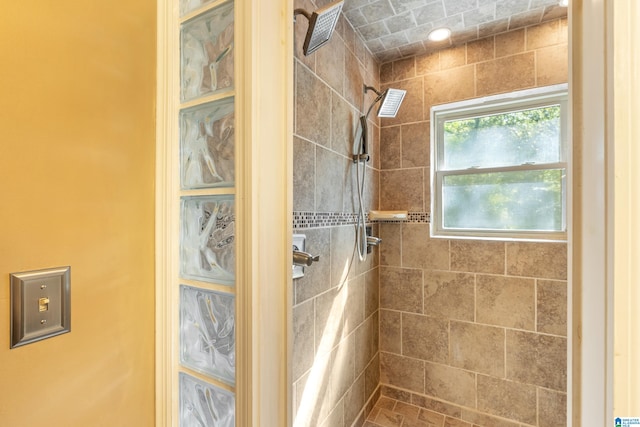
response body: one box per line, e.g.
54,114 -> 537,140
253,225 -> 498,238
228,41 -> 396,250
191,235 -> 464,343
364,91 -> 385,119
364,85 -> 383,97
363,85 -> 388,120
293,8 -> 311,21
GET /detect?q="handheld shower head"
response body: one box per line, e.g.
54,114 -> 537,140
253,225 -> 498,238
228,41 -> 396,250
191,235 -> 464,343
377,88 -> 407,118
294,0 -> 344,56
363,85 -> 407,118
353,85 -> 408,163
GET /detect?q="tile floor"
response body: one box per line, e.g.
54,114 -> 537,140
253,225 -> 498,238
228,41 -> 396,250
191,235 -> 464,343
364,396 -> 479,427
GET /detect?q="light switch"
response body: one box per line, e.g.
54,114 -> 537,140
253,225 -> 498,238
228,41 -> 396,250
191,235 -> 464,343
10,266 -> 71,348
38,297 -> 50,312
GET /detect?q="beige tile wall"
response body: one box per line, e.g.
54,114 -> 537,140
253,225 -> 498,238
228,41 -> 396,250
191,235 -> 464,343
377,19 -> 568,427
292,1 -> 382,426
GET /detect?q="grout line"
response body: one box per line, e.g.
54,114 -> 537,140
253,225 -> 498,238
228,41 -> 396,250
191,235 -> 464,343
503,325 -> 507,379
534,278 -> 538,333
421,268 -> 425,315
503,241 -> 507,276
536,386 -> 540,426
447,319 -> 452,366
492,35 -> 496,60
399,222 -> 403,268
473,273 -> 477,323
399,311 -> 403,356
534,49 -> 538,86
314,134 -> 317,214
475,372 -> 478,410
312,297 -> 317,359
473,62 -> 477,97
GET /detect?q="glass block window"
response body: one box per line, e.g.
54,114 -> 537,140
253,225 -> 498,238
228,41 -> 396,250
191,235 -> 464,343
179,373 -> 235,427
173,0 -> 238,424
180,0 -> 217,17
181,98 -> 235,189
181,1 -> 234,102
180,285 -> 235,384
180,196 -> 235,284
431,85 -> 568,241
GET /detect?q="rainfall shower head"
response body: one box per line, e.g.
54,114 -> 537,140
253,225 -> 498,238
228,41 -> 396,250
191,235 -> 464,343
294,0 -> 344,56
364,85 -> 407,118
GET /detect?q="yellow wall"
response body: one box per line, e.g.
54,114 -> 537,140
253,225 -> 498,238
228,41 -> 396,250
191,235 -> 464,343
0,1 -> 156,426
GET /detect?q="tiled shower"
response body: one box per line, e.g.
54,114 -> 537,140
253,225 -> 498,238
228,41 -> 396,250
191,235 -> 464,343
292,1 -> 568,426
293,0 -> 382,424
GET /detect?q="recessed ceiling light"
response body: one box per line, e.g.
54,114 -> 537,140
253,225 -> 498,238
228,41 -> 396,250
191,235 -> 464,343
427,27 -> 451,42
559,0 -> 568,6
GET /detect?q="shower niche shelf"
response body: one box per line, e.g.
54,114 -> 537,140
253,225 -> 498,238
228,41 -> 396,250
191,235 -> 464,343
369,210 -> 408,221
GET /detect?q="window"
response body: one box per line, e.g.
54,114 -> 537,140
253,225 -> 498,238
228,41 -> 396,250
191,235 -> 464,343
430,84 -> 568,241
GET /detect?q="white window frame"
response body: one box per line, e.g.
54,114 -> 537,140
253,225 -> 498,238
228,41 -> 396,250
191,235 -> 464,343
430,84 -> 569,241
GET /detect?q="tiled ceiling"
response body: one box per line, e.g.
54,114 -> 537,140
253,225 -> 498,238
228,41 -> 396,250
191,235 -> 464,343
341,0 -> 568,63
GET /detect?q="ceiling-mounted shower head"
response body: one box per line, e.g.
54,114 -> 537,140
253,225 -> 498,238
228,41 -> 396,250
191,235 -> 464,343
294,0 -> 344,56
364,85 -> 407,118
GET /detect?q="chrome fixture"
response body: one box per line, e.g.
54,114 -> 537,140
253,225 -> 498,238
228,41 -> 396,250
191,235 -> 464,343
352,85 -> 406,164
294,0 -> 344,56
352,116 -> 369,163
293,234 -> 319,279
293,250 -> 320,267
364,85 -> 407,118
366,236 -> 382,247
352,84 -> 406,262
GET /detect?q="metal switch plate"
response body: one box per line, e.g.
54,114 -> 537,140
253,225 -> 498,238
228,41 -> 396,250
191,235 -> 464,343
10,266 -> 71,349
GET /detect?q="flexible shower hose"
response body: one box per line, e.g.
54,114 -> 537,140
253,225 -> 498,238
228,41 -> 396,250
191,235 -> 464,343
355,151 -> 368,262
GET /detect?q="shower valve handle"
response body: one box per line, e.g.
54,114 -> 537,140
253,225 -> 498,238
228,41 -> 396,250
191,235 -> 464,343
293,250 -> 320,267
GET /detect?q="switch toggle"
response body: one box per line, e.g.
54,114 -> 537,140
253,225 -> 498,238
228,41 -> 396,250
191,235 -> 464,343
10,266 -> 71,348
38,297 -> 50,312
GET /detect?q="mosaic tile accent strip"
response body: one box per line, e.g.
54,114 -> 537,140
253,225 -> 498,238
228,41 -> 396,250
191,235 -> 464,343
371,212 -> 430,224
179,372 -> 235,427
293,212 -> 358,229
180,285 -> 235,385
293,211 -> 430,229
407,212 -> 430,223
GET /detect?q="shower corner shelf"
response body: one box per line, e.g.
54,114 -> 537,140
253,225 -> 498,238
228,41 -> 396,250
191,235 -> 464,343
369,210 -> 408,221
